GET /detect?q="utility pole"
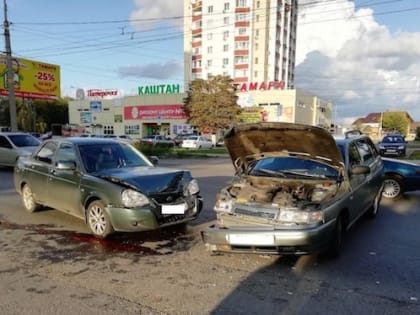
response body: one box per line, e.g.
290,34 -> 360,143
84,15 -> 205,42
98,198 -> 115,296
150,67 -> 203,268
3,0 -> 17,131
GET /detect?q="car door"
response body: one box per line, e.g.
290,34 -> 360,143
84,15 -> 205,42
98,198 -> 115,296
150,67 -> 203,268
47,142 -> 83,217
26,141 -> 58,205
347,141 -> 372,222
355,138 -> 383,200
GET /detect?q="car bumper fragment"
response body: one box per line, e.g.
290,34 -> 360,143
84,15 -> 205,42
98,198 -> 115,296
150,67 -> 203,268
107,196 -> 203,232
201,219 -> 336,255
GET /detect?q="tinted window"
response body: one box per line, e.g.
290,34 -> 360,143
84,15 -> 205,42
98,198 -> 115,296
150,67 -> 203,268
55,143 -> 77,165
382,135 -> 404,143
0,135 -> 12,148
8,134 -> 40,147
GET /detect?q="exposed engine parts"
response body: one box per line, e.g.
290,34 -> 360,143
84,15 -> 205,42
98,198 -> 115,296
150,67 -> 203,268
228,177 -> 338,207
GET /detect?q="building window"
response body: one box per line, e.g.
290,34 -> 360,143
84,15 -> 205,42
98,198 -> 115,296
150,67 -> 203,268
125,125 -> 139,135
207,60 -> 212,67
257,1 -> 260,8
255,29 -> 259,37
254,71 -> 258,77
223,44 -> 229,51
236,0 -> 247,7
223,58 -> 229,65
207,33 -> 213,40
236,13 -> 249,22
103,125 -> 114,135
255,57 -> 258,64
238,27 -> 247,35
207,46 -> 213,53
224,17 -> 229,25
208,5 -> 213,13
235,41 -> 249,49
224,2 -> 230,11
223,31 -> 229,40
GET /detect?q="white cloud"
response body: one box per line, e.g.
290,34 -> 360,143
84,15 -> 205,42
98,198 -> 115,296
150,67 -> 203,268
129,0 -> 183,30
296,0 -> 420,126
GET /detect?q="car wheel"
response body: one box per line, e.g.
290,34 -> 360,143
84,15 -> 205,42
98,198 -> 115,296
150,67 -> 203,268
382,175 -> 403,199
367,185 -> 383,219
21,184 -> 40,213
325,214 -> 344,258
87,200 -> 114,238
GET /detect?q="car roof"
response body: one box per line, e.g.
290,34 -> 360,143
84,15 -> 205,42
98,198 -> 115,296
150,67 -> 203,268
45,137 -> 126,145
0,131 -> 32,136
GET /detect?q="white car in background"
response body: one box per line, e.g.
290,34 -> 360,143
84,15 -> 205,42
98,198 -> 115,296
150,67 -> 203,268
181,136 -> 214,149
0,132 -> 41,167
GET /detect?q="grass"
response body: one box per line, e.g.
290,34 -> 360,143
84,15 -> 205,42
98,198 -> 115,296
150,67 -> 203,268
407,150 -> 420,160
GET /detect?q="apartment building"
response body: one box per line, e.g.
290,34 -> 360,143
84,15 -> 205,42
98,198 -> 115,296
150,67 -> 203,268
184,0 -> 297,89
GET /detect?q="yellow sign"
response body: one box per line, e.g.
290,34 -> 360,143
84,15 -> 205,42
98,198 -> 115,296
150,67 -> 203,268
0,54 -> 60,100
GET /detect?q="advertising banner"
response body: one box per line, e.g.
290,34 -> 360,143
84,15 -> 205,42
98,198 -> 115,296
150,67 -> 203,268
0,54 -> 61,100
124,104 -> 187,120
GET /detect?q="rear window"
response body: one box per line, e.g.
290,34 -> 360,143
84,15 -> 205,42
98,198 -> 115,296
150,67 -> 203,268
8,134 -> 40,147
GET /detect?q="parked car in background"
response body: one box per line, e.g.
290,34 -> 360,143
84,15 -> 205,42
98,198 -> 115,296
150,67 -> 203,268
140,135 -> 175,147
381,157 -> 420,199
378,134 -> 407,157
14,137 -> 203,238
216,137 -> 225,147
181,136 -> 214,149
0,132 -> 41,167
172,134 -> 195,147
202,122 -> 384,257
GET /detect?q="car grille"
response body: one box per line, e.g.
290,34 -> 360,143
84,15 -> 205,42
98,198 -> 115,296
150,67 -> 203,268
150,192 -> 184,204
234,206 -> 277,220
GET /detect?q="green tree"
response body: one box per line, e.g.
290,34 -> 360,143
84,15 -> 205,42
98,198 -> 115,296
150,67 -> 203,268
382,112 -> 409,136
183,76 -> 241,133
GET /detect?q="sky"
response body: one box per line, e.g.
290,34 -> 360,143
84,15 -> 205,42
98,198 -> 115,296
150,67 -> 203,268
5,0 -> 420,126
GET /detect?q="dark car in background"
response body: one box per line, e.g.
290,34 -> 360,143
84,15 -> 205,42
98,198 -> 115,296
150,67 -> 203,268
378,134 -> 407,157
202,122 -> 384,257
14,137 -> 202,238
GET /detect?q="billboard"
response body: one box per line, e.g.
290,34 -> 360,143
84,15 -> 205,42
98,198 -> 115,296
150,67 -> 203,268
0,54 -> 61,100
124,105 -> 187,120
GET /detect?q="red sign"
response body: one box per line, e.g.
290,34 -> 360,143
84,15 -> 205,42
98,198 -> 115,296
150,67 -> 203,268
234,81 -> 285,92
124,105 -> 187,120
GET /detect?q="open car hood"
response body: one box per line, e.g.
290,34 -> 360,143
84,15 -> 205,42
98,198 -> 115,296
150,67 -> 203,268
224,122 -> 344,173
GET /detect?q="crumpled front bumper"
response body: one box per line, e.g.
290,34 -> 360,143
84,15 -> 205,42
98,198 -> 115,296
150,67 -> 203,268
201,219 -> 336,255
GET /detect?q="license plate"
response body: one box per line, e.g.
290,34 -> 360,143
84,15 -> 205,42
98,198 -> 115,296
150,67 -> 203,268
386,149 -> 396,152
162,203 -> 187,214
229,234 -> 274,245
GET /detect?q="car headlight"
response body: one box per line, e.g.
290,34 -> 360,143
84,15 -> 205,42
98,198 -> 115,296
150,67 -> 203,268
278,209 -> 324,224
121,189 -> 149,207
379,145 -> 385,149
187,179 -> 200,195
214,198 -> 234,213
398,146 -> 404,149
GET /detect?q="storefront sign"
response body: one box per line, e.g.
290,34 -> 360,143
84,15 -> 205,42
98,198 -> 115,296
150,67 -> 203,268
138,84 -> 180,95
124,104 -> 187,120
234,81 -> 285,92
87,89 -> 119,98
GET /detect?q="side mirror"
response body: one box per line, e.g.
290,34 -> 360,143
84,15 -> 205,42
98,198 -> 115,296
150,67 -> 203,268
56,160 -> 77,170
351,165 -> 370,175
148,155 -> 159,166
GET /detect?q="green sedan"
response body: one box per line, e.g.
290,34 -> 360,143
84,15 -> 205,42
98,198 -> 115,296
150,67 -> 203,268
14,137 -> 202,238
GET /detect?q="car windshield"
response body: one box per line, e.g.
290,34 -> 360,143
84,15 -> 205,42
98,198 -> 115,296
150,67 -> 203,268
78,142 -> 151,172
382,136 -> 404,143
249,156 -> 339,179
8,134 -> 41,147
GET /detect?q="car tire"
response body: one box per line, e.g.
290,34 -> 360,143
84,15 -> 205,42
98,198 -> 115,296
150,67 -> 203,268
325,214 -> 344,258
21,184 -> 41,213
87,200 -> 114,238
367,185 -> 383,219
382,175 -> 403,199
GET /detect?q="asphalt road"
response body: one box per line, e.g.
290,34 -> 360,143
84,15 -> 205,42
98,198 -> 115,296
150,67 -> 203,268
0,159 -> 419,315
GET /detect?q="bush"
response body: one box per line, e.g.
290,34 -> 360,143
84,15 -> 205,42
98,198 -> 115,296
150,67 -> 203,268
134,143 -> 175,157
